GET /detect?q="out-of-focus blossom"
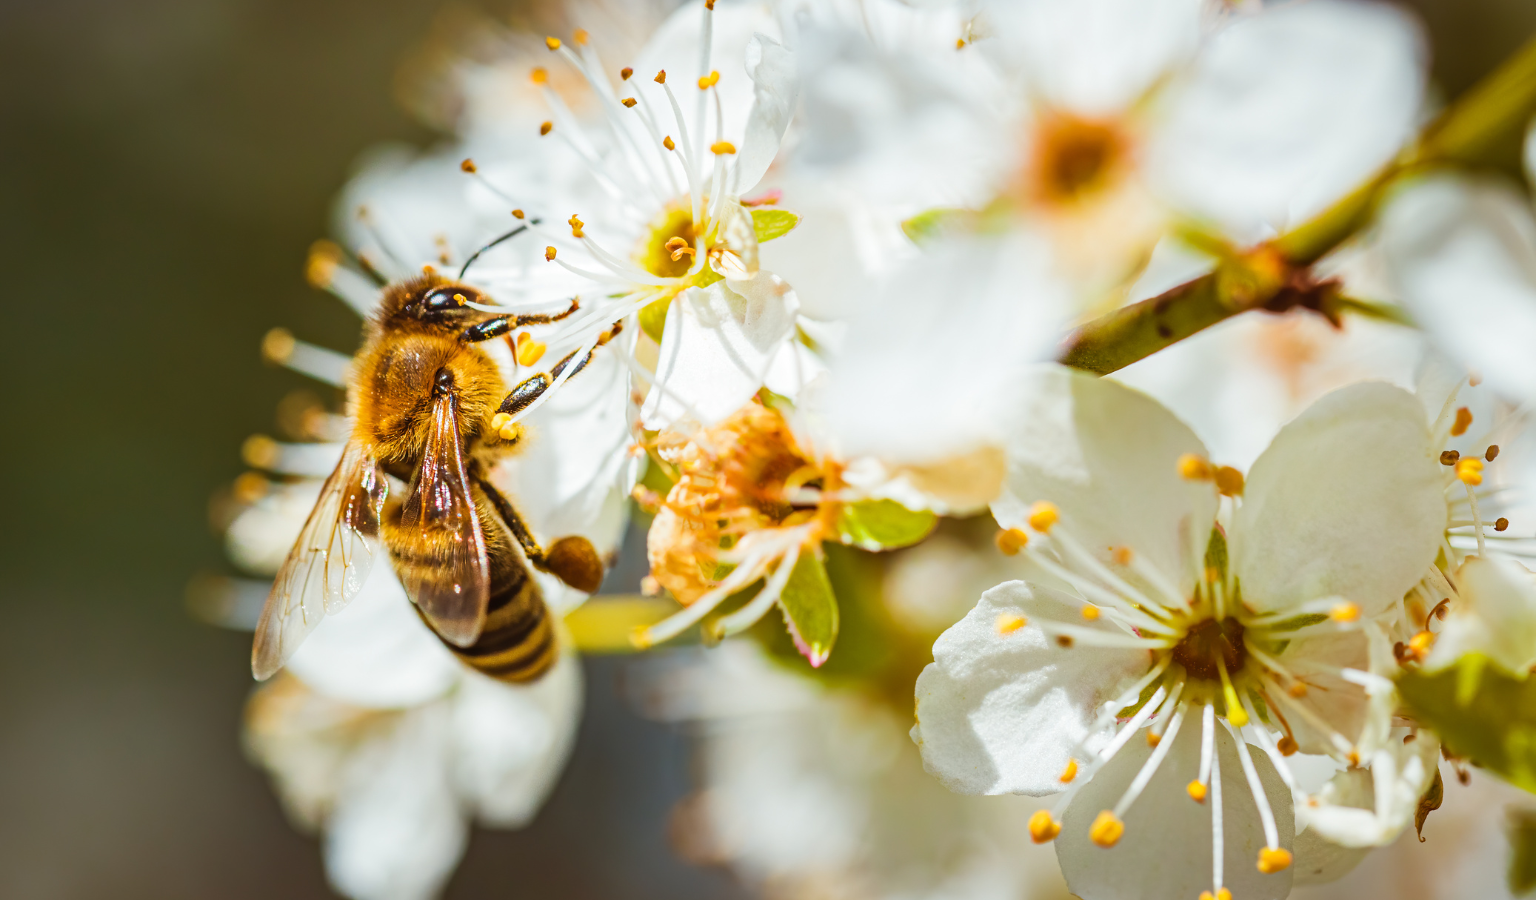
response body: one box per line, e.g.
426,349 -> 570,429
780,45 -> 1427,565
635,640 -> 1068,900
246,644 -> 581,900
913,367 -> 1444,900
1380,138 -> 1536,402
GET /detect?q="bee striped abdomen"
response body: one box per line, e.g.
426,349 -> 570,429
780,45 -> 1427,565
450,561 -> 556,682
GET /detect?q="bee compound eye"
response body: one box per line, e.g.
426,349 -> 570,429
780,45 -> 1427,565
421,285 -> 480,314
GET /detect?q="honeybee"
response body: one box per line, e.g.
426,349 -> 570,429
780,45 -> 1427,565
252,271 -> 615,684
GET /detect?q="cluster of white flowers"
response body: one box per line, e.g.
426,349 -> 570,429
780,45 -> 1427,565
218,0 -> 1536,898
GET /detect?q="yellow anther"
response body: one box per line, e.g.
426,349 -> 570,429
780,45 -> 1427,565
1146,730 -> 1161,748
545,246 -> 557,261
1082,605 -> 1101,622
1060,758 -> 1078,783
1028,810 -> 1061,844
1277,736 -> 1298,756
710,140 -> 737,155
1451,406 -> 1473,437
545,36 -> 561,51
995,613 -> 1027,635
459,158 -> 477,173
1200,891 -> 1233,900
698,70 -> 720,89
1178,453 -> 1213,481
530,67 -> 548,84
1027,501 -> 1060,533
654,69 -> 667,84
540,121 -> 553,136
304,240 -> 342,288
664,236 -> 696,262
995,528 -> 1029,556
620,66 -> 633,80
233,471 -> 269,503
1287,680 -> 1308,698
1088,811 -> 1124,848
1457,457 -> 1484,486
1497,517 -> 1511,532
1329,602 -> 1360,623
1113,546 -> 1134,566
512,209 -> 525,219
516,336 -> 547,367
261,327 -> 295,364
663,136 -> 676,151
499,423 -> 519,441
490,413 -> 512,431
1257,847 -> 1293,874
1187,780 -> 1207,803
451,292 -> 467,306
705,0 -> 715,8
241,434 -> 279,469
573,28 -> 589,44
621,97 -> 637,108
568,214 -> 585,238
1215,465 -> 1245,497
1348,749 -> 1360,766
1408,629 -> 1435,658
955,37 -> 966,49
421,264 -> 437,277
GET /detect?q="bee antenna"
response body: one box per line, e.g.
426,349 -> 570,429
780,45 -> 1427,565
458,220 -> 541,280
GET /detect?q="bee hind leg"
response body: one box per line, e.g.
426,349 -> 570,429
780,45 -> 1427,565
475,475 -> 605,593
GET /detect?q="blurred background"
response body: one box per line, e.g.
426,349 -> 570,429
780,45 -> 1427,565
0,0 -> 1533,896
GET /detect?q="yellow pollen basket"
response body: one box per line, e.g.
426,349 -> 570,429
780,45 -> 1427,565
1088,810 -> 1124,848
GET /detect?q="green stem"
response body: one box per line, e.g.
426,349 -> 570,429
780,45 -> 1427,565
1060,33 -> 1536,376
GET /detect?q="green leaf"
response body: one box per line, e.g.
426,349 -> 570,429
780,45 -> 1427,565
750,208 -> 800,243
1511,807 -> 1536,894
900,207 -> 974,245
776,550 -> 839,667
836,499 -> 938,551
638,296 -> 672,343
1397,655 -> 1536,794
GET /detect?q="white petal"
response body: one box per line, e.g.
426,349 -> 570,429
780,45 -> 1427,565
824,232 -> 1071,465
1152,0 -> 1425,242
1426,556 -> 1536,674
630,0 -> 781,150
1300,734 -> 1439,849
225,480 -> 323,576
1057,722 -> 1294,900
1273,629 -> 1372,756
985,0 -> 1204,115
1381,174 -> 1536,399
640,275 -> 798,430
992,365 -> 1217,595
493,342 -> 635,559
734,34 -> 797,194
1291,823 -> 1368,885
286,572 -> 462,709
1233,382 -> 1444,616
912,581 -> 1149,796
325,705 -> 467,900
450,651 -> 583,827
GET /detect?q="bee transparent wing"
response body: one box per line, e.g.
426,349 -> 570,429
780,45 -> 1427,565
398,394 -> 490,647
251,441 -> 387,680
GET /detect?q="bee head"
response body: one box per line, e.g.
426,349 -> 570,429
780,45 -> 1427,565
404,281 -> 487,324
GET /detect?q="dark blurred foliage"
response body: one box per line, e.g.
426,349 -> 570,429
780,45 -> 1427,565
0,0 -> 1530,896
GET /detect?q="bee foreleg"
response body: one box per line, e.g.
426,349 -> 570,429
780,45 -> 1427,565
493,320 -> 625,417
458,298 -> 581,344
